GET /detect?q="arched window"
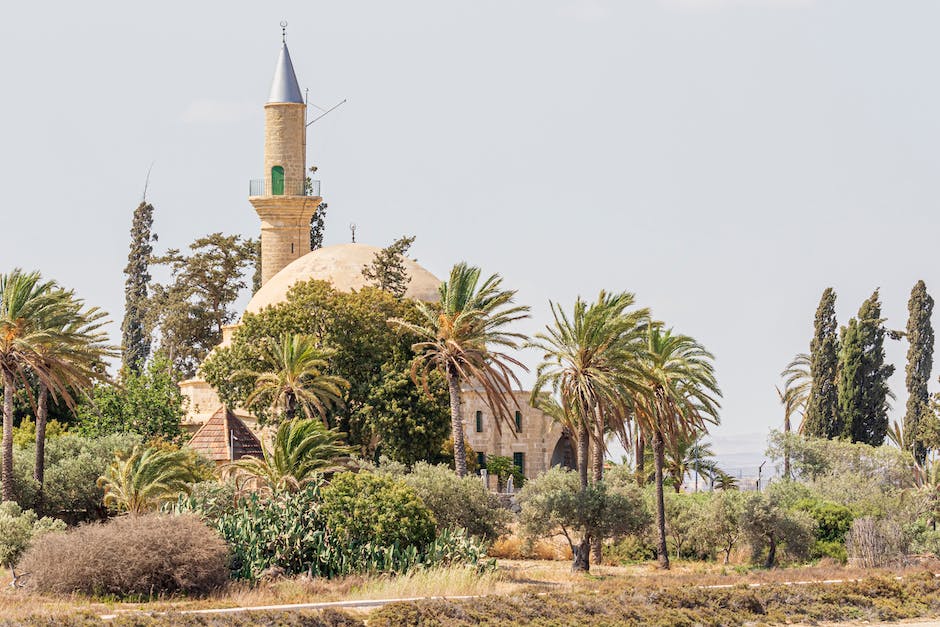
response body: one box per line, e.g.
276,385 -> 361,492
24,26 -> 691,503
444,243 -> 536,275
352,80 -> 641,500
271,165 -> 285,195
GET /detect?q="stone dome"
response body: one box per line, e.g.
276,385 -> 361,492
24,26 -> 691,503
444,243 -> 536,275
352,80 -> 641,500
244,243 -> 441,315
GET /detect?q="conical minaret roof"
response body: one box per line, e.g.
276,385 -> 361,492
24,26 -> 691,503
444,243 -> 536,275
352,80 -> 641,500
268,42 -> 304,104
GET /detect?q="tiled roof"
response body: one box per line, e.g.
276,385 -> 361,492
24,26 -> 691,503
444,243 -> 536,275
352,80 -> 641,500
188,407 -> 264,462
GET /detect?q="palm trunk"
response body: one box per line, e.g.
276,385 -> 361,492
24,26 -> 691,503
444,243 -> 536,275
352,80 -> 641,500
783,415 -> 791,480
285,392 -> 297,421
34,384 -> 49,505
635,434 -> 645,486
577,422 -> 589,490
446,369 -> 468,478
653,428 -> 670,569
591,417 -> 604,564
2,369 -> 15,502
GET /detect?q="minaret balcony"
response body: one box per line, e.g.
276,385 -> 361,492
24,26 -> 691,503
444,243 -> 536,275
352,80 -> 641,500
249,178 -> 320,198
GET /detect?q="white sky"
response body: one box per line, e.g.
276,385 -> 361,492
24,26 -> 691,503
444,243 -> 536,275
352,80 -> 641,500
2,0 -> 938,471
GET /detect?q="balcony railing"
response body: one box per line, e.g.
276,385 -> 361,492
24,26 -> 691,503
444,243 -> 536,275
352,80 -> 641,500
249,178 -> 321,197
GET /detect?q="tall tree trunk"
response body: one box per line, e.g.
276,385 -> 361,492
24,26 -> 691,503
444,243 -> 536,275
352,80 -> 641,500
577,422 -> 589,490
34,384 -> 49,505
2,369 -> 14,502
591,417 -> 604,564
447,369 -> 468,478
572,535 -> 591,572
653,428 -> 670,569
765,535 -> 777,569
635,433 -> 645,486
783,414 -> 791,480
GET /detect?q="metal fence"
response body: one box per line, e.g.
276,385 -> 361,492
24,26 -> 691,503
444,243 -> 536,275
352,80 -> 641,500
249,178 -> 321,197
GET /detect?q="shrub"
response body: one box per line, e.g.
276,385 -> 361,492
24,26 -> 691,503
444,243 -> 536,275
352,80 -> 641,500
18,513 -> 229,596
794,497 -> 853,562
214,484 -> 488,581
170,480 -> 240,520
320,472 -> 436,549
847,516 -> 907,567
11,433 -> 142,522
0,501 -> 64,571
400,462 -> 510,540
699,489 -> 745,563
484,455 -> 523,490
662,491 -> 707,559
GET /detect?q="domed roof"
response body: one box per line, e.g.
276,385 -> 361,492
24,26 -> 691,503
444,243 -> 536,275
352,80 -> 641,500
245,243 -> 441,315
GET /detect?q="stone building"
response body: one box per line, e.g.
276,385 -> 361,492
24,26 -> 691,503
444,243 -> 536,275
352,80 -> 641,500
181,31 -> 576,483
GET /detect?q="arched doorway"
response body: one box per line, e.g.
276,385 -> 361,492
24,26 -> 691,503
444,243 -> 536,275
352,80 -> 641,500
271,165 -> 285,195
550,431 -> 577,471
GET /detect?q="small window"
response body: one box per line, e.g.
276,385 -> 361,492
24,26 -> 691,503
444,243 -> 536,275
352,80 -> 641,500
514,410 -> 522,433
513,452 -> 525,474
476,451 -> 486,470
271,165 -> 285,195
475,410 -> 483,432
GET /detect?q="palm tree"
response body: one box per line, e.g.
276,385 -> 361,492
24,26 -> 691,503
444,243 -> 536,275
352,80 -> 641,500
32,292 -> 113,496
0,270 -> 94,501
237,333 -> 348,423
633,328 -> 721,569
528,292 -> 650,490
223,418 -> 352,494
389,263 -> 530,478
97,445 -> 200,514
664,430 -> 719,492
777,353 -> 811,479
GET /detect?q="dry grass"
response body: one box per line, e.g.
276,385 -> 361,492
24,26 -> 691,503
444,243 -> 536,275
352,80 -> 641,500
6,558 -> 940,623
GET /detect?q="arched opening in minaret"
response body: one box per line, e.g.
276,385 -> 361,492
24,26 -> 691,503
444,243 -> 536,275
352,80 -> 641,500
550,431 -> 577,471
271,165 -> 285,195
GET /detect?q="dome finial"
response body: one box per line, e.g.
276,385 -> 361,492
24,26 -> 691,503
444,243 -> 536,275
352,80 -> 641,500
280,20 -> 288,43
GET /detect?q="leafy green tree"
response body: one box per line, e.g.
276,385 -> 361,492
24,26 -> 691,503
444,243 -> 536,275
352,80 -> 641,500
633,328 -> 721,570
121,201 -> 155,373
528,292 -> 651,493
700,490 -> 745,563
805,288 -> 840,439
362,363 -> 451,465
518,467 -> 650,573
235,333 -> 348,423
202,280 -> 436,453
740,485 -> 815,568
905,280 -> 934,463
148,232 -> 257,377
223,418 -> 352,494
389,263 -> 530,478
485,455 -> 524,491
838,290 -> 895,445
75,354 -> 185,443
362,235 -> 416,298
97,445 -> 200,514
309,202 -> 327,251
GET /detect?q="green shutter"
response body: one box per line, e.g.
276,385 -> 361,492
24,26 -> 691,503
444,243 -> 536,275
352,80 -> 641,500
271,166 -> 285,195
515,411 -> 522,432
476,411 -> 483,432
513,452 -> 524,474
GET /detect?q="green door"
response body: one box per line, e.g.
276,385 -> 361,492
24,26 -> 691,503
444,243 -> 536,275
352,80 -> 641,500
271,166 -> 284,195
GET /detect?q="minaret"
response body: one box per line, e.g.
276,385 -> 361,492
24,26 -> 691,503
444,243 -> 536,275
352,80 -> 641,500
250,26 -> 322,286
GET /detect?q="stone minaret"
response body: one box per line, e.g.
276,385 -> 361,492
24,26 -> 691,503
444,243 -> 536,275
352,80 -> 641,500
250,33 -> 322,286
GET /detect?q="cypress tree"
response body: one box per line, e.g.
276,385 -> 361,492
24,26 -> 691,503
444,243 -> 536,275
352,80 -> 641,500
121,201 -> 155,373
838,290 -> 894,445
905,280 -> 934,463
804,288 -> 840,438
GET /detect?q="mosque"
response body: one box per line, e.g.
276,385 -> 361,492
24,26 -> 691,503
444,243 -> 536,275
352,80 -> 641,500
183,31 -> 577,483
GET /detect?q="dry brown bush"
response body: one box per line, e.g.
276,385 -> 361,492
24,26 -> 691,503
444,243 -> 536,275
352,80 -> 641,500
847,516 -> 907,568
488,535 -> 569,560
18,513 -> 229,597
